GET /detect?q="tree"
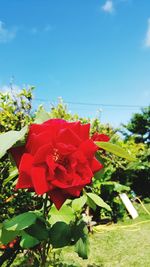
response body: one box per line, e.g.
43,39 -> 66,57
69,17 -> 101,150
122,106 -> 150,145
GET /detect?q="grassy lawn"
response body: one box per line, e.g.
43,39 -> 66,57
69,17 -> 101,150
61,203 -> 150,267
8,203 -> 150,267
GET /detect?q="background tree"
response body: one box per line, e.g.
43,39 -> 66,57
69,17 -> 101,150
122,106 -> 150,145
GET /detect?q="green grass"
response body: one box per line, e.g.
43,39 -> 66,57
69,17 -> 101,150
61,203 -> 150,267
7,203 -> 150,267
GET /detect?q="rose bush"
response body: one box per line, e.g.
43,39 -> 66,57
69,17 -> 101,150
92,133 -> 110,142
11,119 -> 104,209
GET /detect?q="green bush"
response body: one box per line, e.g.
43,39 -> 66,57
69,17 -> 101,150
0,87 -> 43,223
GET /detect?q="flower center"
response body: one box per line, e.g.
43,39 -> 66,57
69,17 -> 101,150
52,148 -> 69,168
52,148 -> 60,162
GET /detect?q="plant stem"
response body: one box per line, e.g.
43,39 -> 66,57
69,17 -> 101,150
43,193 -> 49,218
40,194 -> 49,267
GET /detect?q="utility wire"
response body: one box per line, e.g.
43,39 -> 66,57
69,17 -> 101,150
33,98 -> 146,109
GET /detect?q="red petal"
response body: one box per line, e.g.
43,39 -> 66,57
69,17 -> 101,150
33,144 -> 53,164
79,139 -> 98,159
19,153 -> 33,174
80,123 -> 90,140
92,133 -> 110,142
48,189 -> 69,210
65,185 -> 83,196
16,153 -> 33,189
31,165 -> 50,195
43,119 -> 66,126
26,131 -> 54,155
16,172 -> 33,189
10,146 -> 25,168
57,128 -> 81,147
91,158 -> 103,173
56,143 -> 76,155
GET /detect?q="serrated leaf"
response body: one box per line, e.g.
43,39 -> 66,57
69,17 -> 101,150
0,126 -> 28,159
86,193 -> 111,211
96,142 -> 135,161
49,205 -> 75,225
72,195 -> 87,212
49,222 -> 71,248
34,107 -> 50,124
4,212 -> 37,231
20,231 -> 40,248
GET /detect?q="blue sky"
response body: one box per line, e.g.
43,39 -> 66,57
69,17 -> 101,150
0,0 -> 150,127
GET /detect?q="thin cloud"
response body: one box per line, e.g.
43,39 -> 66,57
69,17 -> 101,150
0,21 -> 17,43
30,25 -> 54,35
144,18 -> 150,48
0,84 -> 21,93
44,24 -> 54,32
102,0 -> 114,14
30,27 -> 38,35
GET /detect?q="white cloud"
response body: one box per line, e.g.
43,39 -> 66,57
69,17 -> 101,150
0,21 -> 17,43
102,0 -> 114,14
144,18 -> 150,48
0,84 -> 21,93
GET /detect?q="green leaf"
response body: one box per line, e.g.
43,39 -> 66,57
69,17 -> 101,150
49,222 -> 71,248
86,193 -> 111,211
3,167 -> 18,186
34,106 -> 50,124
71,221 -> 88,243
86,197 -> 96,211
113,183 -> 130,193
0,126 -> 28,159
0,228 -> 19,245
101,181 -> 130,193
75,237 -> 89,259
72,195 -> 87,212
20,231 -> 40,248
4,212 -> 37,231
96,142 -> 135,161
73,222 -> 89,259
49,205 -> 75,225
25,219 -> 49,241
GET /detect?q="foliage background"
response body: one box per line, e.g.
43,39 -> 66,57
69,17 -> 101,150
0,88 -> 149,224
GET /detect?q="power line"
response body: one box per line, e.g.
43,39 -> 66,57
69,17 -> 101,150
33,98 -> 146,109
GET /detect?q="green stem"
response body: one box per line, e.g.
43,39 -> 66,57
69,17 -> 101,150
43,193 -> 49,218
40,194 -> 49,267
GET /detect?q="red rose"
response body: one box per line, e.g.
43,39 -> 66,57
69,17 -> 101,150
92,133 -> 110,142
11,119 -> 103,209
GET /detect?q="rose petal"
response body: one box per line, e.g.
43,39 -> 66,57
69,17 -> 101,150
79,139 -> 98,159
26,131 -> 55,154
10,146 -> 26,168
33,144 -> 53,164
16,153 -> 34,189
31,165 -> 50,195
92,133 -> 110,142
57,128 -> 81,146
56,143 -> 76,155
91,158 -> 103,173
80,123 -> 90,140
48,189 -> 69,209
16,172 -> 33,189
